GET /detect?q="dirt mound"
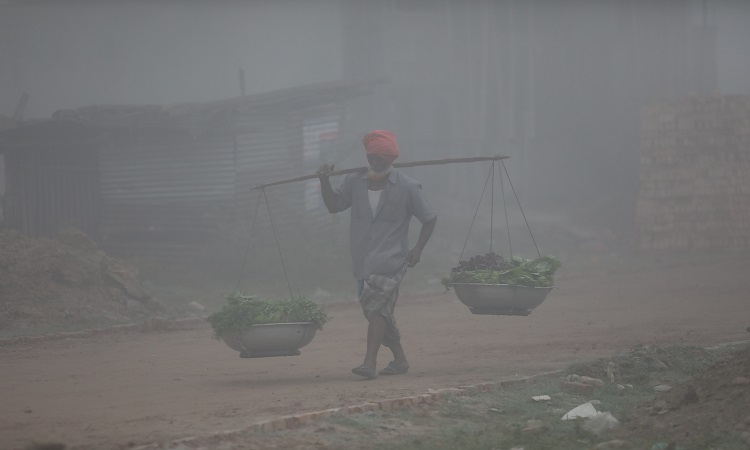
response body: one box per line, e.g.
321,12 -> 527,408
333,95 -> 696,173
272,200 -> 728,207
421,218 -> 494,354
619,343 -> 750,444
0,228 -> 163,335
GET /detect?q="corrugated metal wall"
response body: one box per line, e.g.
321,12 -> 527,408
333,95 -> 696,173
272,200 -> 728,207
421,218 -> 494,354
96,105 -> 347,259
1,84 -> 369,263
4,144 -> 99,238
234,106 -> 345,242
98,132 -> 235,257
297,110 -> 344,236
232,109 -> 306,267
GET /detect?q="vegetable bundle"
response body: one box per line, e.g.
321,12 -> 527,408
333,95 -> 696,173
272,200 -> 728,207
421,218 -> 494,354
207,292 -> 330,339
442,252 -> 561,289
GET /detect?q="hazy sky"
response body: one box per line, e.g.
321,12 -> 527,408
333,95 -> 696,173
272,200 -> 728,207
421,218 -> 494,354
1,1 -> 748,118
0,1 -> 344,117
715,0 -> 750,93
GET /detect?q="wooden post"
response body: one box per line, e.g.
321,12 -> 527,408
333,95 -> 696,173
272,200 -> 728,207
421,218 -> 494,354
13,93 -> 29,122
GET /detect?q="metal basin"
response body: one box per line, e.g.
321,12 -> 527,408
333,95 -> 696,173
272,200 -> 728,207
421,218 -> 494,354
220,322 -> 318,358
452,283 -> 553,316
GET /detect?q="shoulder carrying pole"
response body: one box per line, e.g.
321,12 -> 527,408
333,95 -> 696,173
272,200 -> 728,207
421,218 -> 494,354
250,155 -> 509,190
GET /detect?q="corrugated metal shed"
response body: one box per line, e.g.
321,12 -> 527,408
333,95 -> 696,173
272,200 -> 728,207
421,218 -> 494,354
0,79 -> 384,260
234,104 -> 347,242
0,120 -> 102,238
98,132 -> 236,257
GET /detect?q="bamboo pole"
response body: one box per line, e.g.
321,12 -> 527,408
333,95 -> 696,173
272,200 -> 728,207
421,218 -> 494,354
251,154 -> 509,190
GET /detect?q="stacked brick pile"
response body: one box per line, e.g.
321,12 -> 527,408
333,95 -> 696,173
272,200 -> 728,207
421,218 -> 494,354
636,96 -> 750,251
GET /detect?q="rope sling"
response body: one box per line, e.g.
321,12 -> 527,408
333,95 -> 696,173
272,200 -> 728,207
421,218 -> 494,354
457,158 -> 542,266
220,155 -> 553,362
235,155 -> 513,295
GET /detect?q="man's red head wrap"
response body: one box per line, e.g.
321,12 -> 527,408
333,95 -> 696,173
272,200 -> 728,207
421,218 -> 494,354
362,130 -> 399,164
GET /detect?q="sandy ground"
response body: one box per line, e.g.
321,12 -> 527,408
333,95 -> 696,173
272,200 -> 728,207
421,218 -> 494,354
1,253 -> 749,450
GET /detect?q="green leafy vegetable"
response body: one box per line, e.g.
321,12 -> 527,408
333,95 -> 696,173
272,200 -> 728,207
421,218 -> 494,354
442,254 -> 561,289
207,292 -> 330,339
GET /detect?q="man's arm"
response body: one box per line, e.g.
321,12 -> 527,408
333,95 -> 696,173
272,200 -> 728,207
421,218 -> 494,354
407,216 -> 436,267
317,164 -> 338,213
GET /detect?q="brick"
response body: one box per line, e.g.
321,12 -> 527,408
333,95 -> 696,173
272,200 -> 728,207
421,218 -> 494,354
433,388 -> 463,399
345,403 -> 379,414
415,393 -> 435,404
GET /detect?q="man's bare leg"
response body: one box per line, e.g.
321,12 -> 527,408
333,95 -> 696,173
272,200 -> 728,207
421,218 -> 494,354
363,314 -> 387,370
388,341 -> 409,369
385,289 -> 408,369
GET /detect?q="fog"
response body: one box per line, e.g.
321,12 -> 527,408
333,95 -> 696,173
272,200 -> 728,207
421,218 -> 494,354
1,0 -> 749,296
0,1 -> 343,113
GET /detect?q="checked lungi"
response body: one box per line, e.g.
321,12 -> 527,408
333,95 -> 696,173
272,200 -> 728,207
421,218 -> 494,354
358,264 -> 408,348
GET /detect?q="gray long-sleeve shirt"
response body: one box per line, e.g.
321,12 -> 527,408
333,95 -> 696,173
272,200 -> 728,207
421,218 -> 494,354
327,169 -> 437,280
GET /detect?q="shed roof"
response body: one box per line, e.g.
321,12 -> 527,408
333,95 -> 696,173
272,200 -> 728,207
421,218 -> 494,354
51,78 -> 386,129
0,77 -> 387,151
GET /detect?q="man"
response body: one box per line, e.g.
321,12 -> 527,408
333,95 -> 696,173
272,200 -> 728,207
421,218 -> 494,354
317,130 -> 437,379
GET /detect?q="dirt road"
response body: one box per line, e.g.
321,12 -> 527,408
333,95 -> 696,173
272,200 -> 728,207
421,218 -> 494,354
2,253 -> 749,450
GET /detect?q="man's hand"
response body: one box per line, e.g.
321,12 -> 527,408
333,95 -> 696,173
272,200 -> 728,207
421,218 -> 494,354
316,164 -> 335,179
407,247 -> 423,267
408,217 -> 436,268
318,163 -> 337,213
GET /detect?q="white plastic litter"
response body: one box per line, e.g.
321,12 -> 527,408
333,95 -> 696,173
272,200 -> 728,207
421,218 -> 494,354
582,412 -> 621,436
532,395 -> 551,402
561,402 -> 599,420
